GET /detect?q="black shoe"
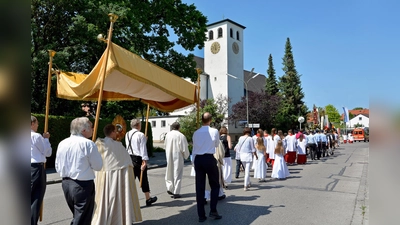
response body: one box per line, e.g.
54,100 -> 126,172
199,217 -> 207,222
209,211 -> 222,220
146,196 -> 157,206
172,194 -> 181,199
218,194 -> 226,200
235,176 -> 239,179
167,191 -> 173,195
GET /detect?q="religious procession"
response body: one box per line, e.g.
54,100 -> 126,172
31,12 -> 365,225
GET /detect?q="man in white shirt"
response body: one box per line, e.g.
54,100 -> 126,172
164,122 -> 190,199
192,112 -> 222,222
125,119 -> 157,207
55,117 -> 103,225
31,115 -> 52,225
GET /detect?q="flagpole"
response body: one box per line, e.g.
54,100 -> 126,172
92,13 -> 118,141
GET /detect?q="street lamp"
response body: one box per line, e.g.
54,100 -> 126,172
227,69 -> 260,127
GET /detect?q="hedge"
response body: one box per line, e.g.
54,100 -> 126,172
32,114 -> 154,168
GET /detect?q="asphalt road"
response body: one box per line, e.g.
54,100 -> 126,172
40,142 -> 369,225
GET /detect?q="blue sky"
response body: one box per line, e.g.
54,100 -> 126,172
177,0 -> 400,112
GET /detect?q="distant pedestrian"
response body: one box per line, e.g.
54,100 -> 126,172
235,127 -> 256,191
55,117 -> 103,225
284,129 -> 297,165
164,122 -> 190,199
31,115 -> 52,225
219,126 -> 232,188
296,133 -> 307,164
267,128 -> 279,167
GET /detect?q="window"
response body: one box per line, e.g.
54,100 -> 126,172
359,117 -> 362,121
230,28 -> 233,38
161,120 -> 166,127
218,28 -> 223,38
151,121 -> 156,127
236,31 -> 240,40
208,30 -> 214,40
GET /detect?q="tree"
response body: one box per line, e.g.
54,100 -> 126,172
229,91 -> 281,131
178,95 -> 230,143
31,0 -> 208,117
276,37 -> 307,131
353,107 -> 364,110
324,104 -> 341,124
265,54 -> 279,96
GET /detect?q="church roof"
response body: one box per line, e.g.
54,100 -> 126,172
207,19 -> 246,29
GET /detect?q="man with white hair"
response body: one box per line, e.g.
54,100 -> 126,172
125,119 -> 157,207
55,117 -> 103,225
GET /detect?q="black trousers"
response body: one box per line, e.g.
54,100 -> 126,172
317,142 -> 323,159
31,163 -> 46,225
235,159 -> 244,178
306,143 -> 317,160
321,142 -> 327,157
194,154 -> 220,218
130,155 -> 150,193
62,179 -> 95,225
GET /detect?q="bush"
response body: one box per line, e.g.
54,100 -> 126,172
33,114 -> 113,168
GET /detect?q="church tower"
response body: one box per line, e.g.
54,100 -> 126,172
202,19 -> 246,134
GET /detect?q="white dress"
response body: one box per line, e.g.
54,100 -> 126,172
271,153 -> 290,179
254,148 -> 267,179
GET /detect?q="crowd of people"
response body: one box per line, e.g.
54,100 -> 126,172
31,113 -> 342,224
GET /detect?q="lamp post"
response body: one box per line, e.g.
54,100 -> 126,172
227,69 -> 260,127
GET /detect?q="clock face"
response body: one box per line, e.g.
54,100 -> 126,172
232,42 -> 239,54
211,42 -> 220,54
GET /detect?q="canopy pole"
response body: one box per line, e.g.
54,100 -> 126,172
44,50 -> 56,133
40,49 -> 56,222
145,103 -> 150,136
196,68 -> 202,129
92,13 -> 118,141
140,103 -> 150,188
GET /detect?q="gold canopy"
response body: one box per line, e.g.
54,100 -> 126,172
56,42 -> 198,112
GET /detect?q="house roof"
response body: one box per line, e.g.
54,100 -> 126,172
341,109 -> 369,120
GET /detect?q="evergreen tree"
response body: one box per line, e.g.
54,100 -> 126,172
265,54 -> 279,96
277,38 -> 307,130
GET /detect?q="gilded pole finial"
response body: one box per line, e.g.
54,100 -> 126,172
108,13 -> 118,22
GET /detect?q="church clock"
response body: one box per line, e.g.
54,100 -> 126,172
210,42 -> 220,54
232,42 -> 239,54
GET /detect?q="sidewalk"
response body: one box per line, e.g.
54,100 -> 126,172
46,142 -> 178,184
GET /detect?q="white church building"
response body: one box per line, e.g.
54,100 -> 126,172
149,19 -> 266,141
